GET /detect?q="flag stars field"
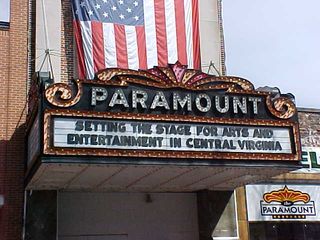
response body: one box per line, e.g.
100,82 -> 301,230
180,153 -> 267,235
72,0 -> 200,78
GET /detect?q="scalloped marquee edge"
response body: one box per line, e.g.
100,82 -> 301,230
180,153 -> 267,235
44,62 -> 297,120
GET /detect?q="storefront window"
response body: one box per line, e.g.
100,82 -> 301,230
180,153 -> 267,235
212,192 -> 239,239
250,222 -> 320,240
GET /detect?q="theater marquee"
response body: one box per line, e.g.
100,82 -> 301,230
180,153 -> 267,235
39,62 -> 300,161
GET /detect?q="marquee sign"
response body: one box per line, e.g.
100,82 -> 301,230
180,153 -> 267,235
41,62 -> 300,161
246,185 -> 320,221
53,118 -> 292,153
294,147 -> 320,173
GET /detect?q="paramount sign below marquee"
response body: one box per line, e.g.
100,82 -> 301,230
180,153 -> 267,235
261,186 -> 316,219
37,62 -> 300,161
246,185 -> 320,222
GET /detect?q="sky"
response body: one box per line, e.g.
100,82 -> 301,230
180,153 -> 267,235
222,0 -> 320,108
0,0 -> 318,107
0,0 -> 10,22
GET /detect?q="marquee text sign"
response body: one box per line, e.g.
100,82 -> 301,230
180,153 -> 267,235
42,62 -> 300,160
53,117 -> 292,154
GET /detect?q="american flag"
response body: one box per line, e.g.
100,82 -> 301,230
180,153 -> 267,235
71,0 -> 201,79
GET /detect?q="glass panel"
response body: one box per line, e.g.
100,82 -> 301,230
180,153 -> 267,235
0,0 -> 10,23
212,193 -> 238,238
250,222 -> 320,240
305,223 -> 320,240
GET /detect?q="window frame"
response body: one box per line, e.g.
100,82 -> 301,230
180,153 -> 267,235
0,21 -> 10,29
212,191 -> 240,240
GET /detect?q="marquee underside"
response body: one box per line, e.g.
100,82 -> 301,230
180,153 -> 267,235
26,159 -> 299,191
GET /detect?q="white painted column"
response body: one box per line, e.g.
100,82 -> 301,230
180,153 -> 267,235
199,0 -> 222,75
36,0 -> 61,82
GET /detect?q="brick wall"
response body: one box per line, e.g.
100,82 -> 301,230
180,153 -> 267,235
61,0 -> 74,83
298,110 -> 320,147
0,0 -> 29,238
0,32 -> 10,222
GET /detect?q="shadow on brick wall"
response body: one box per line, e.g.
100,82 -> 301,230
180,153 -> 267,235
0,123 -> 26,240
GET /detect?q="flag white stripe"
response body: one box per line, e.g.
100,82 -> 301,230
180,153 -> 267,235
165,0 -> 178,64
125,26 -> 139,70
80,21 -> 94,79
184,0 -> 194,68
103,23 -> 117,68
143,1 -> 158,68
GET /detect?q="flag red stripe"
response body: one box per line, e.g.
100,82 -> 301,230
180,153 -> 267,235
91,21 -> 105,73
192,0 -> 201,69
174,0 -> 187,65
72,1 -> 202,77
136,26 -> 147,69
114,24 -> 128,68
154,0 -> 168,66
73,20 -> 86,79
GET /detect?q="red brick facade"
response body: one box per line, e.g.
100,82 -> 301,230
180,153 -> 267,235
299,109 -> 320,147
0,0 -> 29,239
61,0 -> 74,83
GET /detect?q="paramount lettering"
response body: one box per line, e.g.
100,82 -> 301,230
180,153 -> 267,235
91,87 -> 262,115
261,204 -> 315,216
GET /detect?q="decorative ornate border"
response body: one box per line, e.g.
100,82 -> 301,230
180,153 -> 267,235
95,61 -> 254,91
263,186 -> 310,204
44,62 -> 297,120
43,109 -> 301,161
45,79 -> 83,108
